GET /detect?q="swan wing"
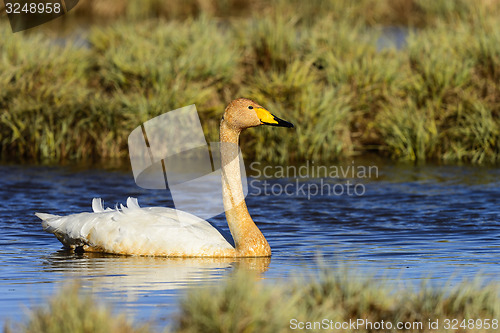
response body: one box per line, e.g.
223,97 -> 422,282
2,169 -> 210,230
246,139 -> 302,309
36,198 -> 234,256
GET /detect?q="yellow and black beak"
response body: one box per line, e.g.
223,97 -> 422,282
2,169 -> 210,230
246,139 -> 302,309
255,107 -> 294,128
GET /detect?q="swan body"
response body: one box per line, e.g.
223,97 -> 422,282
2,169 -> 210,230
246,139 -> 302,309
37,198 -> 234,256
36,98 -> 294,257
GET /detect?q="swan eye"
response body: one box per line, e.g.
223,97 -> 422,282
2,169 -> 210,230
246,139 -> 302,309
248,106 -> 254,110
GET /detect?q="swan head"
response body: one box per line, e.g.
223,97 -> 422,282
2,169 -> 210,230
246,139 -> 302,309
223,98 -> 294,130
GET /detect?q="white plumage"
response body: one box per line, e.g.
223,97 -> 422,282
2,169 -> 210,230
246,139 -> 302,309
36,197 -> 233,256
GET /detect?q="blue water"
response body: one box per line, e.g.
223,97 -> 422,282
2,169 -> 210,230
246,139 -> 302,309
0,162 -> 499,329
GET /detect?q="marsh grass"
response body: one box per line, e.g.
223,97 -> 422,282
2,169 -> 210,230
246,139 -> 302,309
7,271 -> 500,333
1,0 -> 499,164
177,271 -> 499,333
0,25 -> 95,161
4,284 -> 148,333
56,0 -> 499,27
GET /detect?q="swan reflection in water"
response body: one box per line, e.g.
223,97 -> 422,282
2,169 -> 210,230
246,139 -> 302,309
42,251 -> 271,301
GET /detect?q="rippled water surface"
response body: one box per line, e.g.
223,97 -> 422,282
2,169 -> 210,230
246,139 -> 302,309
0,162 -> 499,328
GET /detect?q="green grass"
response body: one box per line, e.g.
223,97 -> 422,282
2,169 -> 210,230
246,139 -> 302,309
1,0 -> 499,164
6,271 -> 500,333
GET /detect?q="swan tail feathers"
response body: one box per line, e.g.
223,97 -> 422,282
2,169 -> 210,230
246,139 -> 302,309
35,212 -> 60,221
36,213 -> 62,234
37,213 -> 88,248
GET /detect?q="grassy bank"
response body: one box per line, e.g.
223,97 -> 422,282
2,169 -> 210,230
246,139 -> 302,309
5,272 -> 500,333
1,0 -> 499,164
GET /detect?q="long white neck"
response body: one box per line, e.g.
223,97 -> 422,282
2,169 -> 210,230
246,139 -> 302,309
220,120 -> 271,256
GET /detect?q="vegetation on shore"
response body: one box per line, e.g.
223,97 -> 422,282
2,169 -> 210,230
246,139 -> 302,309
1,0 -> 499,164
5,271 -> 500,333
3,284 -> 149,333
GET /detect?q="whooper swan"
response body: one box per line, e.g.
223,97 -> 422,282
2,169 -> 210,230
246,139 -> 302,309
36,98 -> 294,257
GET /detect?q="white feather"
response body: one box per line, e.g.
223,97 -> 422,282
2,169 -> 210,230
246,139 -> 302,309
126,197 -> 140,209
92,198 -> 104,213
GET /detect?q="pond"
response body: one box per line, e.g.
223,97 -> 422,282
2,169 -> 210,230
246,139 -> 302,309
0,161 -> 499,329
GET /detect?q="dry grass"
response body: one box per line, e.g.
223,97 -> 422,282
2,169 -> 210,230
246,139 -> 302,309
6,271 -> 500,333
1,0 -> 499,164
176,271 -> 500,332
4,284 -> 149,333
